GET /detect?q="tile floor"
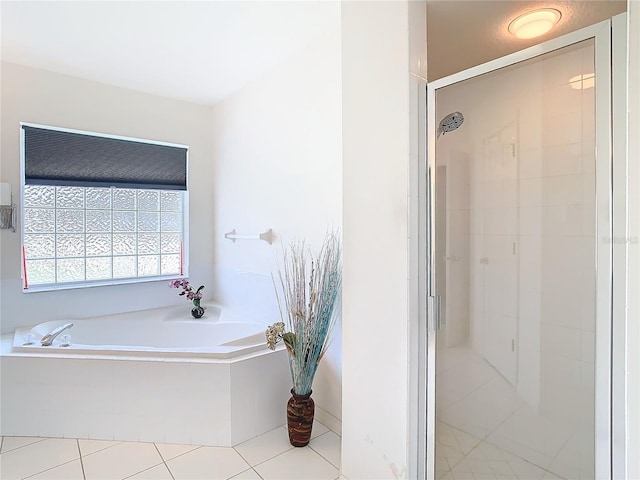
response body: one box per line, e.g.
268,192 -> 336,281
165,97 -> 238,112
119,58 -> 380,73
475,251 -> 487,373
435,343 -> 593,480
0,421 -> 341,480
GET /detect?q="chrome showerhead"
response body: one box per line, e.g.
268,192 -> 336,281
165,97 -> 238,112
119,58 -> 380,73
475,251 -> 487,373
437,111 -> 464,138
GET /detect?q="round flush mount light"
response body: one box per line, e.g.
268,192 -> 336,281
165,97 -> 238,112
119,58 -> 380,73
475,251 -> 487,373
508,8 -> 562,39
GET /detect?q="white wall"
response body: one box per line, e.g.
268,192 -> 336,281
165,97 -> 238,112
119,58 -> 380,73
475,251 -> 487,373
341,1 -> 426,478
0,62 -> 215,334
209,8 -> 343,424
626,1 -> 639,477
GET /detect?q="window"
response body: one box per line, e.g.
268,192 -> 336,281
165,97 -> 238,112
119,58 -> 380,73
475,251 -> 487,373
21,124 -> 188,291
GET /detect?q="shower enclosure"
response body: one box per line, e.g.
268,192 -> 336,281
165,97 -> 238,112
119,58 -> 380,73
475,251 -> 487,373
425,17 -> 625,480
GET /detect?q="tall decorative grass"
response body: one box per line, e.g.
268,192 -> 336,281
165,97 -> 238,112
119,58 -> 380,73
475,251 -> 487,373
268,232 -> 342,396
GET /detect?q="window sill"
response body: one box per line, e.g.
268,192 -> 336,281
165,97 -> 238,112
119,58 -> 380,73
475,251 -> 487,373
22,274 -> 186,294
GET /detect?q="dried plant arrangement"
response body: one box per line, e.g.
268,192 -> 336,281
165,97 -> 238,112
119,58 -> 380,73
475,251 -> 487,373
266,232 -> 342,396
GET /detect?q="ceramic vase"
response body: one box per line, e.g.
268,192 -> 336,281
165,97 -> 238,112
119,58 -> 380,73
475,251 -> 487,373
286,389 -> 314,447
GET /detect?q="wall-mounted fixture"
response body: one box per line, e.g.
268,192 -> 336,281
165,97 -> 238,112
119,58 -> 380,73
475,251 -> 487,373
508,8 -> 562,39
225,228 -> 273,244
437,111 -> 465,138
0,183 -> 16,232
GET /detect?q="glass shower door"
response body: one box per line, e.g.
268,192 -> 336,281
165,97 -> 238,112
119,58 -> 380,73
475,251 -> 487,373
429,31 -> 609,480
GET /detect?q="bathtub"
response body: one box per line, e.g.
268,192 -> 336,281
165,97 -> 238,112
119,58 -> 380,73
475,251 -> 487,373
11,304 -> 268,359
0,305 -> 291,446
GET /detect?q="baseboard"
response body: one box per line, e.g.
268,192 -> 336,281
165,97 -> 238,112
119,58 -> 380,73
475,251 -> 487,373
315,406 -> 342,435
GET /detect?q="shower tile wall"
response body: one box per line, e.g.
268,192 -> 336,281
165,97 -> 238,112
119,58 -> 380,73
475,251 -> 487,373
445,151 -> 471,348
436,40 -> 596,479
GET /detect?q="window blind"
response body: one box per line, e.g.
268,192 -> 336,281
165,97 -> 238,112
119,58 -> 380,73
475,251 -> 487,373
23,125 -> 188,190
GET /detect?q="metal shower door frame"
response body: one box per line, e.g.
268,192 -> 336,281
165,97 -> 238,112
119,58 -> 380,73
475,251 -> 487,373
421,19 -> 619,480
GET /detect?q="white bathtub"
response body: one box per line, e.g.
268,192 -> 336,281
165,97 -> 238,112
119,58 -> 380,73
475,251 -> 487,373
11,305 -> 267,359
1,305 -> 291,446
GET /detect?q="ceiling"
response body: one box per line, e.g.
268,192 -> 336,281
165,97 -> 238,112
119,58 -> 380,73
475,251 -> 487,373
0,1 -> 628,104
427,0 -> 627,81
0,1 -> 337,106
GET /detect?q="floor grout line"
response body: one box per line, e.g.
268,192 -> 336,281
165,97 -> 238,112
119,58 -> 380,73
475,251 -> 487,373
153,442 -> 176,480
435,372 -> 499,419
236,431 -> 339,472
232,445 -> 254,467
440,412 -> 562,479
77,439 -> 87,480
439,427 -> 574,480
79,439 -> 123,458
153,443 -> 203,463
308,431 -> 341,470
21,458 -> 81,480
2,426 -> 342,480
0,436 -> 48,455
240,444 -> 295,469
120,461 -> 170,480
232,426 -> 295,469
232,467 -> 265,480
438,403 -> 576,478
436,344 -> 581,480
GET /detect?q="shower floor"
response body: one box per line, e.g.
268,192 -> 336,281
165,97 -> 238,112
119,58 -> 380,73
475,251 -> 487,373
435,344 -> 593,480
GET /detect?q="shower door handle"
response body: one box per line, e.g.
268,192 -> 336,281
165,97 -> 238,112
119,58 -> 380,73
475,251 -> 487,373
428,295 -> 442,332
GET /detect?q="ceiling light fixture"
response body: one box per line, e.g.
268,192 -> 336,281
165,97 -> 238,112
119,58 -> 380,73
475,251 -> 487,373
508,8 -> 562,39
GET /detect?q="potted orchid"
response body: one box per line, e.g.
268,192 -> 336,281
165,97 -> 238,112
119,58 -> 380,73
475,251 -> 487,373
169,279 -> 205,318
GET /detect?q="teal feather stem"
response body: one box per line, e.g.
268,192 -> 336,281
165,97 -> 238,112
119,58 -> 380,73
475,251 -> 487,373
274,232 -> 341,395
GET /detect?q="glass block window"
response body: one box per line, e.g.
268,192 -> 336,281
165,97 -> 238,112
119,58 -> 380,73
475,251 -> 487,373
22,185 -> 184,288
21,124 -> 188,291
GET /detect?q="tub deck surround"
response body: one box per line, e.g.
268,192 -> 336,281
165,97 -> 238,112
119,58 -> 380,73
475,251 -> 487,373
0,305 -> 291,447
12,304 -> 268,359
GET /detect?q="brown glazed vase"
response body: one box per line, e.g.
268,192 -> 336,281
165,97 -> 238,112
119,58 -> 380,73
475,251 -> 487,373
286,389 -> 314,447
